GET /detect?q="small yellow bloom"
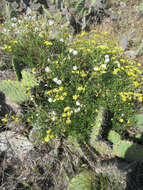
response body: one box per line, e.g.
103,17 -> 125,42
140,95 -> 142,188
44,41 -> 53,46
59,96 -> 64,100
138,96 -> 142,102
95,109 -> 98,113
119,119 -> 124,123
63,92 -> 67,96
73,95 -> 79,100
44,136 -> 49,142
66,119 -> 71,125
64,107 -> 70,112
46,129 -> 51,134
15,118 -> 19,122
1,118 -> 8,123
50,135 -> 54,139
62,113 -> 67,117
67,112 -> 71,116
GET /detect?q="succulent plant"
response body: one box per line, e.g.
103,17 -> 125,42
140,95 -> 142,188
68,170 -> 96,190
0,70 -> 37,102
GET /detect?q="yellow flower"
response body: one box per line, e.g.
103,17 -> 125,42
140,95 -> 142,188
64,107 -> 70,112
44,136 -> 49,142
1,118 -> 8,123
95,109 -> 98,113
138,96 -> 142,102
59,87 -> 64,91
59,96 -> 64,100
62,113 -> 67,117
46,129 -> 51,134
133,82 -> 139,87
67,112 -> 71,116
119,119 -> 123,123
73,95 -> 79,100
44,41 -> 53,46
15,118 -> 19,122
66,119 -> 71,125
63,92 -> 67,96
77,86 -> 85,91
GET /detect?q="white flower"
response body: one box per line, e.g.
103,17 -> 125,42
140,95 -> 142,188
11,23 -> 16,27
105,55 -> 109,59
102,64 -> 107,69
60,38 -> 64,42
115,61 -> 121,67
45,66 -> 51,73
35,27 -> 38,31
51,111 -> 56,115
73,66 -> 78,71
73,50 -> 78,55
74,107 -> 81,113
76,101 -> 80,106
18,20 -> 21,24
51,116 -> 56,121
105,58 -> 110,63
53,77 -> 58,83
48,98 -> 53,103
93,66 -> 98,71
69,49 -> 73,53
48,20 -> 54,26
57,80 -> 62,85
102,71 -> 106,73
11,17 -> 17,22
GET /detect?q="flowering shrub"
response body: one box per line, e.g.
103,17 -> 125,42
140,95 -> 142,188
0,14 -> 143,142
14,30 -> 142,142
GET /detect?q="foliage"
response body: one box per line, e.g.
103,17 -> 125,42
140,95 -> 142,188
68,170 -> 124,190
0,71 -> 37,102
89,107 -> 105,144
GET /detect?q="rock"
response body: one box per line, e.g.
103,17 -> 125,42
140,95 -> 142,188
0,131 -> 33,159
8,120 -> 25,133
29,2 -> 42,11
111,13 -> 121,21
137,11 -> 143,19
128,29 -> 137,41
26,6 -> 32,14
11,1 -> 20,9
120,1 -> 126,8
119,35 -> 129,51
124,50 -> 136,59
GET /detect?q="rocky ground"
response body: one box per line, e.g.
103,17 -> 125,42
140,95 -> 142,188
0,0 -> 143,189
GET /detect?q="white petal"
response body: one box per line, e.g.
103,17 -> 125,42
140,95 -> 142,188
73,66 -> 78,71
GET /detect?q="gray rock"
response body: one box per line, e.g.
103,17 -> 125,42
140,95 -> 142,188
111,13 -> 121,21
26,7 -> 32,14
124,50 -> 137,59
8,120 -> 25,133
120,1 -> 126,8
128,29 -> 137,41
0,131 -> 33,159
119,35 -> 129,51
29,2 -> 42,11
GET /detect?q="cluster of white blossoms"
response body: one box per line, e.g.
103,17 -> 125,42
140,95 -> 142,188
52,77 -> 62,85
69,49 -> 78,55
73,66 -> 78,71
45,66 -> 51,73
105,54 -> 110,63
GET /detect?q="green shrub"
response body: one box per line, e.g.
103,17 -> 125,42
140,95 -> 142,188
0,13 -> 142,142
